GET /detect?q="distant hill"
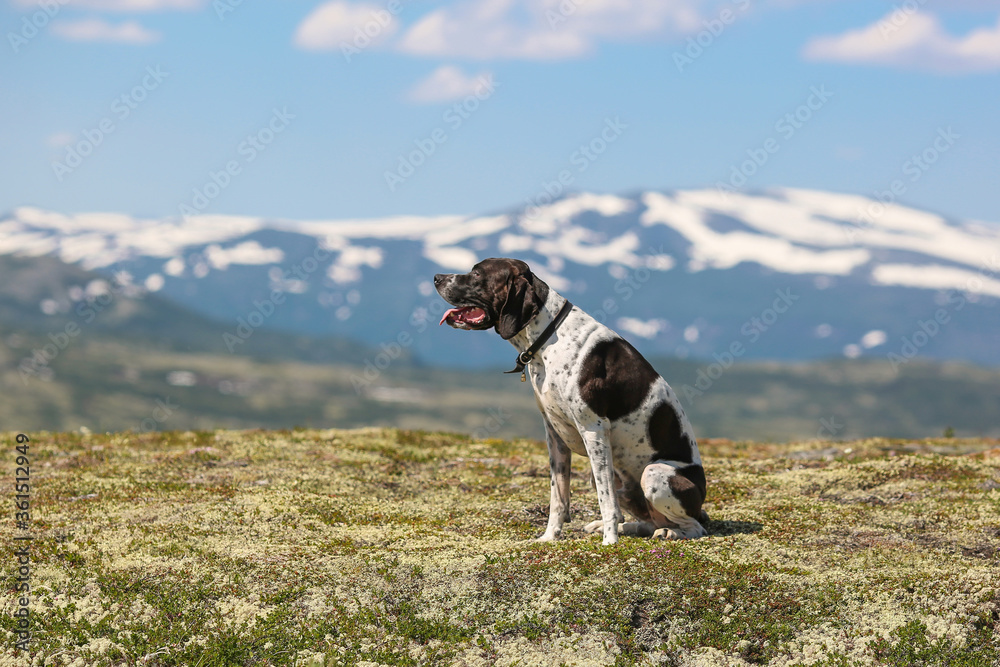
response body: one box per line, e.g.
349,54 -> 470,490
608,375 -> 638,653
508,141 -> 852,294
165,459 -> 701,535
3,187 -> 999,369
3,316 -> 998,439
0,254 -> 393,365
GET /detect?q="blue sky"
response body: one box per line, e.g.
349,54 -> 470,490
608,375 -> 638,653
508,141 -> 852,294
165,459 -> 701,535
2,0 -> 999,222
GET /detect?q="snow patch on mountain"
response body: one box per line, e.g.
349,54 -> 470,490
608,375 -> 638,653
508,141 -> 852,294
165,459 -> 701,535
640,192 -> 872,274
3,188 -> 999,299
205,241 -> 285,270
679,189 -> 856,246
425,245 -> 479,271
424,215 -> 510,248
326,245 -> 385,284
617,317 -> 670,339
287,214 -> 463,241
535,228 -> 644,267
519,193 -> 634,235
871,263 -> 1000,298
8,207 -> 266,269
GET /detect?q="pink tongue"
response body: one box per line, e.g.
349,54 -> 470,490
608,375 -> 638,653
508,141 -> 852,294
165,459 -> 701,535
440,306 -> 486,326
439,308 -> 462,326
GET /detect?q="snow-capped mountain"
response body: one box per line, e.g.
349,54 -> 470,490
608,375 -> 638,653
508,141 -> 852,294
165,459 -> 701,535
3,187 -> 999,367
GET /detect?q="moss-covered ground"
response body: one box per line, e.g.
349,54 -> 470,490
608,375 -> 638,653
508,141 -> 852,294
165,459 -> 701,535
3,429 -> 999,666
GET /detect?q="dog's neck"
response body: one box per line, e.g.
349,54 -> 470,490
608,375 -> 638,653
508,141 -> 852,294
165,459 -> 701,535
508,290 -> 568,355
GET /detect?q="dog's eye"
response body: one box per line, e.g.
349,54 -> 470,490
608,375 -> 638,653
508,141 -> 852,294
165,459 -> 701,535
470,269 -> 481,278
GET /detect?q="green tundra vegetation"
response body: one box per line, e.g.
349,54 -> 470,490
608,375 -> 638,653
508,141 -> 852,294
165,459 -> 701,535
2,429 -> 999,666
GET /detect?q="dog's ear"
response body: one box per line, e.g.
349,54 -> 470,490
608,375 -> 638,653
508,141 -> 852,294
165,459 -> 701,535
496,272 -> 538,340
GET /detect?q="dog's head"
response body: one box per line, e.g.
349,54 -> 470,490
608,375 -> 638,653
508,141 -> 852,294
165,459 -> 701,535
434,258 -> 549,339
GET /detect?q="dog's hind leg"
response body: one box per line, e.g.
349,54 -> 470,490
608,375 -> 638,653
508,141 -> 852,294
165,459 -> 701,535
641,462 -> 707,540
537,418 -> 572,542
583,471 -> 655,537
617,471 -> 657,537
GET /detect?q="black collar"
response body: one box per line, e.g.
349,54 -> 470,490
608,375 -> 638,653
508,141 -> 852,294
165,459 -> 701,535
504,300 -> 573,379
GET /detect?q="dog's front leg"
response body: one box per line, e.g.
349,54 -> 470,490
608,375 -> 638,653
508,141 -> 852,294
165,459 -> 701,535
579,420 -> 621,545
538,419 -> 572,542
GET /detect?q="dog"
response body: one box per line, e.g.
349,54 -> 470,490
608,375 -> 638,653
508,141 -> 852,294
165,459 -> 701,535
434,257 -> 707,545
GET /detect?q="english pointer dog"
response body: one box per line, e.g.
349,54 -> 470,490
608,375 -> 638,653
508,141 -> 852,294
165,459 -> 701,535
435,258 -> 707,545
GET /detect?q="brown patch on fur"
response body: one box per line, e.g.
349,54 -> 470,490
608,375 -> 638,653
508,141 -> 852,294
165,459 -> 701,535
668,469 -> 705,519
577,338 -> 659,420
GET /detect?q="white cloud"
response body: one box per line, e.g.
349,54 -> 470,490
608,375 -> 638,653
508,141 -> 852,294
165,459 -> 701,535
555,0 -> 703,38
397,0 -> 587,60
294,1 -> 399,51
396,0 -> 704,60
50,18 -> 161,43
781,0 -> 1000,8
407,66 -> 495,103
13,0 -> 204,10
803,10 -> 1000,73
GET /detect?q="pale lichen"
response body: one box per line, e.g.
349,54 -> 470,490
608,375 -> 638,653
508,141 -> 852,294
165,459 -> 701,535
3,429 -> 998,666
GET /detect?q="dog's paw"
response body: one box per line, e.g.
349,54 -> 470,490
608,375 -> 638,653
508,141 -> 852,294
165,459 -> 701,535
652,527 -> 687,540
583,519 -> 604,534
652,522 -> 706,540
620,521 -> 655,538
